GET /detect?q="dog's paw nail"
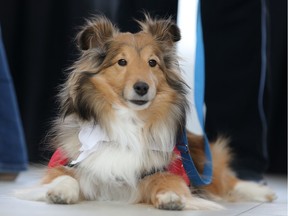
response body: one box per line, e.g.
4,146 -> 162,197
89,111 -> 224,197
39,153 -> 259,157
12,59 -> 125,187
46,189 -> 78,204
155,191 -> 185,210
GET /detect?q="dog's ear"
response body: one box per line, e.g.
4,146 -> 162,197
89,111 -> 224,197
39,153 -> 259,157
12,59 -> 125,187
77,16 -> 118,50
138,14 -> 181,45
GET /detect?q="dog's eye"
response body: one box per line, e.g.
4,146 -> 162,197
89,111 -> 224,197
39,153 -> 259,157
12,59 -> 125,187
118,59 -> 127,66
148,59 -> 157,67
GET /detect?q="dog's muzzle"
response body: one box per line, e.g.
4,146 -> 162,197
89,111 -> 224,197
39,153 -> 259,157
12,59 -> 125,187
123,80 -> 156,110
130,81 -> 149,105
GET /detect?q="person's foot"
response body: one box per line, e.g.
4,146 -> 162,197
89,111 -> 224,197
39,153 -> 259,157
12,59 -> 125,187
0,173 -> 19,181
236,170 -> 267,185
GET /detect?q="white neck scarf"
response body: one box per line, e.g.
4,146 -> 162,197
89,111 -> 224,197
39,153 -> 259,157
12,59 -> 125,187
71,123 -> 109,164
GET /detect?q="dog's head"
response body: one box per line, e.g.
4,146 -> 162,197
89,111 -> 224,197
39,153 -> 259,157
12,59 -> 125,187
61,14 -> 188,127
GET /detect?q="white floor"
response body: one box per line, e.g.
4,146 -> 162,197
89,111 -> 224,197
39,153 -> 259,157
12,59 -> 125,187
0,166 -> 287,216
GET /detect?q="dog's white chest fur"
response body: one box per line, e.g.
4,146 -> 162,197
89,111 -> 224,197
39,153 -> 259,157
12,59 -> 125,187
75,107 -> 175,201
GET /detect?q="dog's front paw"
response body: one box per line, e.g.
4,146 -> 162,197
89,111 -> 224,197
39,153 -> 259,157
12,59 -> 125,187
232,181 -> 277,202
155,191 -> 185,210
46,176 -> 80,204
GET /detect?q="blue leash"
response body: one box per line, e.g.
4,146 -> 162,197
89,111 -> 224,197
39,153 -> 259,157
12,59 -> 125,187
176,1 -> 213,187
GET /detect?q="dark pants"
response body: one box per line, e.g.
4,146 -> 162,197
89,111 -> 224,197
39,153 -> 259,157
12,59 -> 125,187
201,0 -> 287,179
0,28 -> 28,173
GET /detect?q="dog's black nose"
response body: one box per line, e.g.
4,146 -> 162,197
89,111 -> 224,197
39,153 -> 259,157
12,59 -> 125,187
133,82 -> 149,96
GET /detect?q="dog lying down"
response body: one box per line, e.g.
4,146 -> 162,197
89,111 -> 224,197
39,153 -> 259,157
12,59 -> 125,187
17,15 -> 276,210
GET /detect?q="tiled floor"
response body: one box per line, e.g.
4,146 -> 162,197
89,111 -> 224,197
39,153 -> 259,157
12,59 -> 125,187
0,166 -> 286,216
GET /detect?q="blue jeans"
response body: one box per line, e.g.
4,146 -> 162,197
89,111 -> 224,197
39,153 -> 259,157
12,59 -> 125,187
0,27 -> 28,173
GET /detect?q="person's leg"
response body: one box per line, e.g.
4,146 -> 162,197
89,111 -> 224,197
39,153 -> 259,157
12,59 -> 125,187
266,0 -> 287,174
201,0 -> 268,181
0,27 -> 28,180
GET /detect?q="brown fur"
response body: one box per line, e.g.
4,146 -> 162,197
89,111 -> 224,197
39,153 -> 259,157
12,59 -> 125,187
187,132 -> 238,197
42,166 -> 75,184
139,172 -> 191,208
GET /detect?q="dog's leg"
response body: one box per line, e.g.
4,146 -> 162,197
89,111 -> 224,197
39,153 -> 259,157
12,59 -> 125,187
202,168 -> 276,202
208,139 -> 276,202
45,175 -> 80,204
42,166 -> 80,204
227,180 -> 276,202
16,166 -> 80,204
138,172 -> 223,210
188,134 -> 276,202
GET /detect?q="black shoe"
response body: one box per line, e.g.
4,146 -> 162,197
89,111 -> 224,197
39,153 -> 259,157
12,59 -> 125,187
235,170 -> 267,185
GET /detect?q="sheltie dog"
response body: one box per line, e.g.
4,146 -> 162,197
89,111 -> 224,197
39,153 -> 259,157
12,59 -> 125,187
18,15 -> 275,210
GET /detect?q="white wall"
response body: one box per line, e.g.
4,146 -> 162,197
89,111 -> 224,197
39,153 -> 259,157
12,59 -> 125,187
177,0 -> 203,135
